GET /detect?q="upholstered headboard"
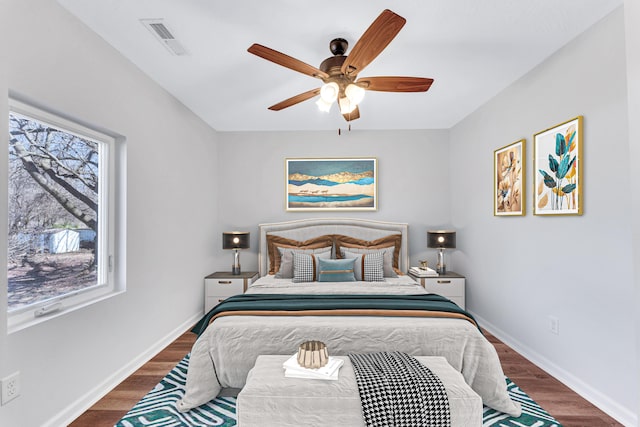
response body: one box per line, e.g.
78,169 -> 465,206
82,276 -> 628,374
258,218 -> 409,276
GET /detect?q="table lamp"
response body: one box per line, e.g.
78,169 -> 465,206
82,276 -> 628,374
427,230 -> 456,274
223,231 -> 250,275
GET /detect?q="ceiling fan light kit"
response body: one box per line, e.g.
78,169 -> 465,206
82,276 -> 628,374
247,9 -> 433,122
345,84 -> 366,105
315,97 -> 333,112
320,82 -> 339,104
317,81 -> 365,114
338,96 -> 357,115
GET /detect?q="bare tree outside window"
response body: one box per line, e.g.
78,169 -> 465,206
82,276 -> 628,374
8,112 -> 100,310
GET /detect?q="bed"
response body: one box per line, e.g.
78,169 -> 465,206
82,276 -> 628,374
177,218 -> 521,417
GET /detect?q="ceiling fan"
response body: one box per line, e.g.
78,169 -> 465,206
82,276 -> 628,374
247,9 -> 434,122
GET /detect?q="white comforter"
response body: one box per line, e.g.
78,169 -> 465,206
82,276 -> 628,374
177,277 -> 521,417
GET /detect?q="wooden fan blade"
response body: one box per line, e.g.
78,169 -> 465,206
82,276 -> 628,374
248,44 -> 329,80
342,105 -> 360,122
357,76 -> 434,92
268,88 -> 321,111
341,9 -> 406,77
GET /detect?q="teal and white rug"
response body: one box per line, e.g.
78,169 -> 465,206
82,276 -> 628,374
116,354 -> 562,427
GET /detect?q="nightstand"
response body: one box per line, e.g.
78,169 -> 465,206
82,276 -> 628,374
408,271 -> 466,309
204,271 -> 259,312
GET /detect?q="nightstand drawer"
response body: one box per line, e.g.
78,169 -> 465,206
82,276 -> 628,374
206,295 -> 233,310
423,277 -> 464,296
205,277 -> 244,296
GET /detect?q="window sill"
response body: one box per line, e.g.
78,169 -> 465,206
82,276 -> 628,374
8,289 -> 125,334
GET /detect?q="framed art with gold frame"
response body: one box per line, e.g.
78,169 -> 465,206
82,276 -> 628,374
285,157 -> 377,211
494,139 -> 525,216
533,116 -> 583,216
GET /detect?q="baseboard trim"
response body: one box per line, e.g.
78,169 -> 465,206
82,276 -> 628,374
43,311 -> 202,427
471,311 -> 638,427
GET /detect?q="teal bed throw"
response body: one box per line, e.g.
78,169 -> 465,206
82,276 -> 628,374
191,293 -> 478,336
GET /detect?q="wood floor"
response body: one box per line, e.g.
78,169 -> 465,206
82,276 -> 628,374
70,327 -> 623,427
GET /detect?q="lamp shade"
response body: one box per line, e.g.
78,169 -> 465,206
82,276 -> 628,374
320,82 -> 339,103
338,96 -> 357,114
345,83 -> 365,105
315,97 -> 332,112
222,231 -> 250,250
427,230 -> 456,249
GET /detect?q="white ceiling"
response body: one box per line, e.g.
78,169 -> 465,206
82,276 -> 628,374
58,0 -> 621,132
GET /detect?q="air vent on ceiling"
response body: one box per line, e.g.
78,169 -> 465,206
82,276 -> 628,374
140,18 -> 188,56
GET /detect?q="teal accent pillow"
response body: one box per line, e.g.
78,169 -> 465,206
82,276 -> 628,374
317,258 -> 356,282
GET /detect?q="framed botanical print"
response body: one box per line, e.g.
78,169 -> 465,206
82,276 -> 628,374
533,116 -> 583,216
494,139 -> 525,216
285,158 -> 377,211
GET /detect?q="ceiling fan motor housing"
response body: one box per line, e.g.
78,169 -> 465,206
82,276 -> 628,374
320,55 -> 350,79
321,39 -> 358,89
329,38 -> 348,55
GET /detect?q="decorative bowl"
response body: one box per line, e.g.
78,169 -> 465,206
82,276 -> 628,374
297,340 -> 328,368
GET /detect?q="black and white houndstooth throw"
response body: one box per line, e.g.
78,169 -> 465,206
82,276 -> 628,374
348,351 -> 451,427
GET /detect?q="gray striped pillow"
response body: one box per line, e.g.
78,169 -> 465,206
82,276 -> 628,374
342,249 -> 385,282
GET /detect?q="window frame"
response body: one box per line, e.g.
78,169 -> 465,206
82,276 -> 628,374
7,98 -> 120,332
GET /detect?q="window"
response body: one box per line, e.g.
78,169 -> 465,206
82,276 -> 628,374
7,99 -> 119,331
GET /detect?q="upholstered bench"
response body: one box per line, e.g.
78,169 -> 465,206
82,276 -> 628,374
237,355 -> 482,427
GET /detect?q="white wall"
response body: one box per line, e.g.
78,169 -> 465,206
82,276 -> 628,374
0,1 -> 219,426
623,1 -> 640,425
215,130 -> 452,272
450,7 -> 637,425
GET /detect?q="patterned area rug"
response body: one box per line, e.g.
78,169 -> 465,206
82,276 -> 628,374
116,354 -> 562,427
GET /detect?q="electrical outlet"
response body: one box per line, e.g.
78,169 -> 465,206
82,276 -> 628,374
548,315 -> 559,335
1,372 -> 20,405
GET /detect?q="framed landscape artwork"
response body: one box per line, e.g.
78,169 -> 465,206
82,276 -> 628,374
494,139 -> 525,216
285,158 -> 377,211
533,116 -> 583,216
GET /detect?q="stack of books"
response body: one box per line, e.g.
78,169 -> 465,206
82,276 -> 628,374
410,266 -> 439,277
282,353 -> 344,380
